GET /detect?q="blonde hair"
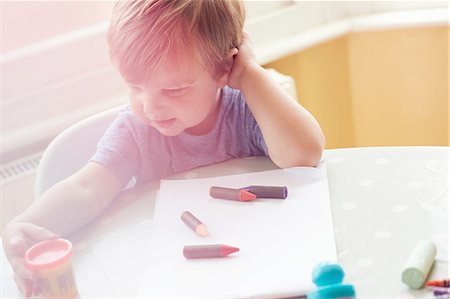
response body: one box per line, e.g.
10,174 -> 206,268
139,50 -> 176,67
107,0 -> 245,82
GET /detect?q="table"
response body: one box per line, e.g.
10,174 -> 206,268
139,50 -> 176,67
1,146 -> 448,298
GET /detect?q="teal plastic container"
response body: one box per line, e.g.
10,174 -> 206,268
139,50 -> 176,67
307,262 -> 356,299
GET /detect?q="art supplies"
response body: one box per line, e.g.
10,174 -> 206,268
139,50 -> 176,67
433,289 -> 450,296
180,211 -> 209,237
307,262 -> 355,299
25,239 -> 78,299
183,244 -> 239,259
427,279 -> 450,288
402,240 -> 436,289
209,186 -> 256,201
241,185 -> 288,199
210,185 -> 288,201
427,284 -> 450,299
139,165 -> 336,298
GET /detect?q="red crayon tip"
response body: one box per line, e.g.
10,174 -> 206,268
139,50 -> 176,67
183,244 -> 240,259
221,245 -> 240,256
239,190 -> 257,201
426,279 -> 450,287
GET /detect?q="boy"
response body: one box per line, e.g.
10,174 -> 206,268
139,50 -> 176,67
3,0 -> 325,297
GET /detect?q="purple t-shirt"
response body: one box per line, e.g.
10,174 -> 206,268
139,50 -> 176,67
90,86 -> 268,187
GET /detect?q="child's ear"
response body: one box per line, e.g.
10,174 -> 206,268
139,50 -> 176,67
217,48 -> 239,89
217,71 -> 229,89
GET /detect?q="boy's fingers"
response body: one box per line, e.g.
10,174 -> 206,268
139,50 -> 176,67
22,224 -> 59,242
33,283 -> 42,297
13,274 -> 25,294
10,256 -> 36,280
24,279 -> 34,299
14,274 -> 34,299
9,235 -> 27,255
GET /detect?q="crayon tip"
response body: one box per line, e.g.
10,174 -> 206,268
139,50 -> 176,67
239,190 -> 257,201
221,245 -> 240,256
196,224 -> 209,237
426,280 -> 450,287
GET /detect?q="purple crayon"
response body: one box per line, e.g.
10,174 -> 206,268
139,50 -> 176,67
430,287 -> 450,293
434,289 -> 450,296
183,244 -> 240,259
209,186 -> 256,201
240,185 -> 288,199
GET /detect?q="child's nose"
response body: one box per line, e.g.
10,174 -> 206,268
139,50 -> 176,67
142,95 -> 164,118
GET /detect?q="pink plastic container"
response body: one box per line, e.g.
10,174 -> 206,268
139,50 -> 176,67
25,238 -> 79,299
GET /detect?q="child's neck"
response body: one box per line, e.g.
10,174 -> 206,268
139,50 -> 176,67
185,89 -> 222,136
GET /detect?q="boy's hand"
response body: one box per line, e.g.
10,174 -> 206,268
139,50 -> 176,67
227,31 -> 259,90
2,222 -> 59,298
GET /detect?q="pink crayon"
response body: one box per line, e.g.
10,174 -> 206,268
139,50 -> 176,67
183,244 -> 239,259
209,186 -> 256,201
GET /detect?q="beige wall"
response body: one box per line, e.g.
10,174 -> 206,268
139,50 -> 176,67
265,26 -> 449,148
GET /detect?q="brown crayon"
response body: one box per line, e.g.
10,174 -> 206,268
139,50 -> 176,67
180,211 -> 209,237
209,186 -> 256,201
241,185 -> 288,199
183,244 -> 239,259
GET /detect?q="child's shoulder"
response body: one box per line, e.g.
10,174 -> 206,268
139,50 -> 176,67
222,86 -> 245,109
220,86 -> 254,121
114,105 -> 150,131
222,85 -> 242,100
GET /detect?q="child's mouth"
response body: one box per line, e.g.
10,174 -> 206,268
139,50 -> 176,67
153,118 -> 176,128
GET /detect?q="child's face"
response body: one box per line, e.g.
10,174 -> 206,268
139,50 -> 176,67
125,57 -> 227,136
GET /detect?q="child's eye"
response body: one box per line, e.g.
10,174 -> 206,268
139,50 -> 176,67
164,87 -> 187,97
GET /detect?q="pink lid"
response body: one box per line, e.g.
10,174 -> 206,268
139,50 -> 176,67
25,239 -> 73,271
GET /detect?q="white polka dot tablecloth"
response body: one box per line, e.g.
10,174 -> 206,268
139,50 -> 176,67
323,146 -> 449,298
1,147 -> 448,298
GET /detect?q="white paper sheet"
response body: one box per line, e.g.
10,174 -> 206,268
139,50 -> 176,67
138,163 -> 337,298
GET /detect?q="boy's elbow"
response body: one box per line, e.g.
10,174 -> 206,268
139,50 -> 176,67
307,134 -> 326,166
272,136 -> 325,168
301,144 -> 324,167
292,143 -> 324,167
303,135 -> 326,166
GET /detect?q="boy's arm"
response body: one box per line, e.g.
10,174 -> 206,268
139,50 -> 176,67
11,162 -> 123,236
228,33 -> 325,168
3,162 -> 122,298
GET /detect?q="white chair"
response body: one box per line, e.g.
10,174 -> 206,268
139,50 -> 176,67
35,105 -> 125,197
35,69 -> 298,197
